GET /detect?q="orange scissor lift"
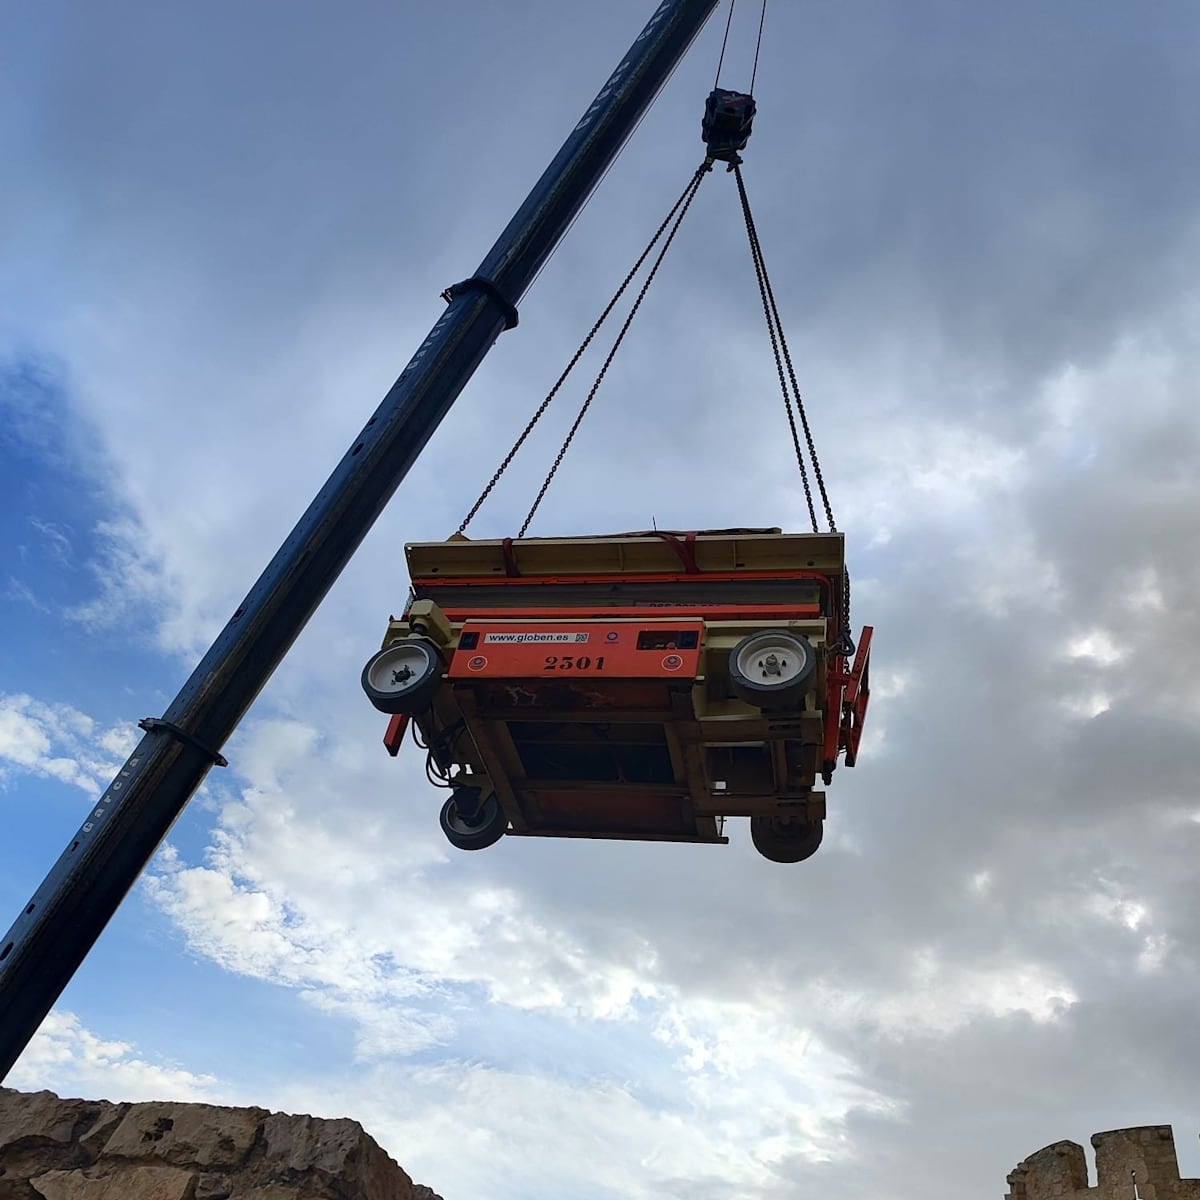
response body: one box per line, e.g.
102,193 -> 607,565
362,528 -> 871,862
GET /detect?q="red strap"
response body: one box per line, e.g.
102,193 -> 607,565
655,531 -> 701,573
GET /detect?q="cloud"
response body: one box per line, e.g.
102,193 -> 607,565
9,1011 -> 219,1103
60,517 -> 178,640
27,517 -> 73,566
0,693 -> 134,795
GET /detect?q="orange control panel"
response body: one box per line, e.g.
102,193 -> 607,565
448,621 -> 705,679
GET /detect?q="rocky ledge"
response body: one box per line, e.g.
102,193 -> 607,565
0,1087 -> 444,1200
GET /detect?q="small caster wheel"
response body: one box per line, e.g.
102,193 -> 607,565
728,630 -> 816,708
361,638 -> 442,714
750,815 -> 823,864
440,789 -> 507,852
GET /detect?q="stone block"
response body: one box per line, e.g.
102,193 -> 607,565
1019,1139 -> 1090,1197
103,1104 -> 266,1170
259,1114 -> 410,1200
193,1173 -> 232,1200
0,1091 -> 123,1177
0,1092 -> 87,1157
1093,1126 -> 1179,1199
76,1109 -> 125,1162
31,1165 -> 198,1200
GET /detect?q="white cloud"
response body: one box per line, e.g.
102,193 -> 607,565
0,693 -> 131,796
969,870 -> 993,897
1061,689 -> 1113,719
28,517 -> 73,566
1136,933 -> 1174,974
1064,629 -> 1124,667
265,1057 -> 887,1200
62,517 -> 178,646
805,952 -> 1077,1041
1082,885 -> 1150,934
9,1010 -> 219,1103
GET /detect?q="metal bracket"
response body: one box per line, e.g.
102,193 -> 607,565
137,718 -> 228,768
441,275 -> 519,330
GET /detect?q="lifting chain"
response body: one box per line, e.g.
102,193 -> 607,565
733,162 -> 836,536
457,161 -> 711,537
518,163 -> 710,536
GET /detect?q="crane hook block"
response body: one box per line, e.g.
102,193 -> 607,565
702,88 -> 756,163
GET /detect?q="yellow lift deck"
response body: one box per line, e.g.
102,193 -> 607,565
362,528 -> 871,863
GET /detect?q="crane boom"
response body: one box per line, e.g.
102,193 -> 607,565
0,0 -> 719,1081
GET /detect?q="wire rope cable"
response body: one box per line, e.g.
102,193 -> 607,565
714,0 -> 767,92
749,0 -> 767,93
713,0 -> 736,87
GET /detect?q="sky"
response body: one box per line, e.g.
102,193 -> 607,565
3,2 -> 1200,1197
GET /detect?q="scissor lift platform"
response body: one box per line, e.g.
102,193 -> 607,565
362,529 -> 870,862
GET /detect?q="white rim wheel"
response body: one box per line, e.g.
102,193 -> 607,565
727,630 -> 815,708
361,639 -> 441,714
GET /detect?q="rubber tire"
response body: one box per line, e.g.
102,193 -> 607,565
440,790 -> 507,852
361,639 -> 442,715
728,630 -> 816,708
750,816 -> 824,864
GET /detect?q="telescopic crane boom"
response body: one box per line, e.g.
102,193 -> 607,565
0,0 -> 720,1082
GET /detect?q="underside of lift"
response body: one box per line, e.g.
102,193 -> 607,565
363,528 -> 871,863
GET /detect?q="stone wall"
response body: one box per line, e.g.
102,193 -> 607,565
1007,1126 -> 1200,1200
0,1088 -> 444,1200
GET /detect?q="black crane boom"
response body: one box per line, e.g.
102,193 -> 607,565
0,0 -> 719,1081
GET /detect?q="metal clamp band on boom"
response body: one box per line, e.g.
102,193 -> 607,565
138,718 -> 229,768
441,276 -> 519,330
